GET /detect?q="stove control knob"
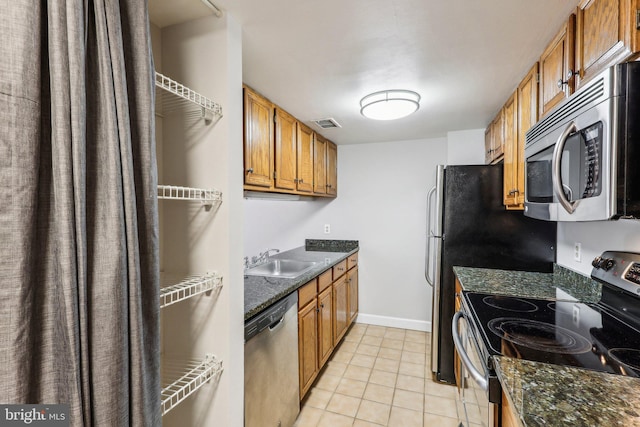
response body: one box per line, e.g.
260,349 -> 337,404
603,258 -> 615,271
592,256 -> 602,268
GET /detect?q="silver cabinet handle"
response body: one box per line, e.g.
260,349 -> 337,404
557,70 -> 576,88
247,168 -> 254,174
452,311 -> 488,391
552,121 -> 578,214
425,186 -> 436,287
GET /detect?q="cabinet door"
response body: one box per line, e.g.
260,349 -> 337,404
490,113 -> 504,164
326,141 -> 337,196
299,300 -> 318,399
243,87 -> 273,188
317,286 -> 334,367
575,0 -> 639,89
348,266 -> 358,324
502,391 -> 520,427
274,107 -> 297,191
484,125 -> 493,164
347,252 -> 358,270
515,64 -> 539,207
454,278 -> 463,390
502,91 -> 518,207
539,15 -> 575,117
313,135 -> 327,195
296,123 -> 314,193
332,275 -> 349,345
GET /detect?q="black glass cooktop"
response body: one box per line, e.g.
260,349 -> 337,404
464,292 -> 640,377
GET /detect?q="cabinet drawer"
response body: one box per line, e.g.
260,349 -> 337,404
347,252 -> 358,270
298,279 -> 317,309
333,260 -> 347,280
318,269 -> 333,292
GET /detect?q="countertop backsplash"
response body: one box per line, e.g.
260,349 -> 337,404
305,239 -> 359,252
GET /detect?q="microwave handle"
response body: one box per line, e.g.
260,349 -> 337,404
552,121 -> 579,214
452,311 -> 488,391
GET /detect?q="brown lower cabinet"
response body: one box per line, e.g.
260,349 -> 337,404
348,265 -> 359,324
453,277 -> 463,390
333,263 -> 349,345
318,284 -> 334,367
502,390 -> 520,427
298,286 -> 318,398
298,251 -> 359,400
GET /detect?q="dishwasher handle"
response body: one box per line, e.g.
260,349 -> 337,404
452,311 -> 488,391
268,315 -> 286,332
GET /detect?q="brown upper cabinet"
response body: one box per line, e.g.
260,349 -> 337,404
488,64 -> 538,209
539,14 -> 576,117
502,90 -> 519,208
243,87 -> 273,188
296,123 -> 315,193
486,113 -> 504,165
487,0 -> 640,209
575,0 -> 640,89
514,64 -> 539,208
274,107 -> 297,191
243,85 -> 337,197
313,134 -> 327,195
326,141 -> 337,196
484,126 -> 493,164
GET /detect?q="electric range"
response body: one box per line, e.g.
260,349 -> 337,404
452,251 -> 640,426
463,251 -> 640,377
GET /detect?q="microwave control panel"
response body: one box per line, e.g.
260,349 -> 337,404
581,122 -> 602,199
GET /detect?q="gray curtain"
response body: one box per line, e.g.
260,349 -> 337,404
0,0 -> 160,425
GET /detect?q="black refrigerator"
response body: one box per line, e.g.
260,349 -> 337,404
426,164 -> 556,384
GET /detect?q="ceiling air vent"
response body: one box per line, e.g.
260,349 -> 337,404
313,118 -> 341,129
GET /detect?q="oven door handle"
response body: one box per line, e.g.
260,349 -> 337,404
452,311 -> 488,392
552,121 -> 579,214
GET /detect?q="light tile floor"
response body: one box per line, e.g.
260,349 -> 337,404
294,323 -> 483,427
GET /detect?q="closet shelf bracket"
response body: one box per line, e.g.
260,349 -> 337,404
157,185 -> 222,210
155,71 -> 222,124
160,272 -> 223,308
161,354 -> 223,416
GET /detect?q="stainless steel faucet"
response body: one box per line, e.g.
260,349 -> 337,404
261,248 -> 280,261
245,249 -> 280,270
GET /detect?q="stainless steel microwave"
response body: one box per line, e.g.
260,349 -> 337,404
524,61 -> 640,221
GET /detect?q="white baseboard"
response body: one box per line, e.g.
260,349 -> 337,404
355,313 -> 432,332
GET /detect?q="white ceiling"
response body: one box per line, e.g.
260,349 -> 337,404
149,0 -> 579,145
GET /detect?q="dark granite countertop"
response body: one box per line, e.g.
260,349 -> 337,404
455,265 -> 626,426
495,357 -> 640,427
244,241 -> 358,321
453,264 -> 601,303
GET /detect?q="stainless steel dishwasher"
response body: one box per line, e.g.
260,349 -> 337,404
244,292 -> 299,427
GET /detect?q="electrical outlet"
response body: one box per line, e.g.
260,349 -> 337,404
324,224 -> 330,234
574,242 -> 582,262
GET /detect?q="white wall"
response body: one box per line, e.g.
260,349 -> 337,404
244,137 -> 448,330
557,220 -> 640,275
446,129 -> 485,165
157,14 -> 244,427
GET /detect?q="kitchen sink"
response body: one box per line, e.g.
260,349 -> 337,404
244,259 -> 319,278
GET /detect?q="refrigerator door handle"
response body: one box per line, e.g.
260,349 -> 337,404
425,186 -> 436,286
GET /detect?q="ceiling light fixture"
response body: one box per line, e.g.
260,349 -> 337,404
360,89 -> 421,120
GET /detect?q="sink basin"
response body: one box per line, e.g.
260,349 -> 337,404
245,259 -> 319,278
